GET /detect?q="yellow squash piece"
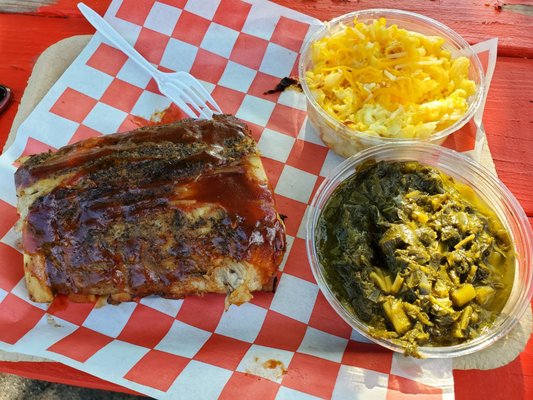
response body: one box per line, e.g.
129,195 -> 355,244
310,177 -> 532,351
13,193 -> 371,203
383,298 -> 411,334
451,283 -> 477,307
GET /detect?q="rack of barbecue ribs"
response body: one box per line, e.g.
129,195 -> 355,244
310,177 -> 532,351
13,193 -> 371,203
15,115 -> 286,307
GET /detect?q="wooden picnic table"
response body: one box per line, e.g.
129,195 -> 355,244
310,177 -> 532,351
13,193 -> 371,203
0,0 -> 531,399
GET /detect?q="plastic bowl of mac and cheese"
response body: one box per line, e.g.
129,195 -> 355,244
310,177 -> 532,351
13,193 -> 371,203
299,9 -> 485,157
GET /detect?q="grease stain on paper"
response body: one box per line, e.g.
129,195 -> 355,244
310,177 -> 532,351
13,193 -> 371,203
245,356 -> 287,381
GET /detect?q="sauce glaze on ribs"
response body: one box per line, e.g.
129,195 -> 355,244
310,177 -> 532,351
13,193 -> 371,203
15,115 -> 286,306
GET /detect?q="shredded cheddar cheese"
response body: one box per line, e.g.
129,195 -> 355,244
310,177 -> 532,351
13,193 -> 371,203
306,18 -> 477,138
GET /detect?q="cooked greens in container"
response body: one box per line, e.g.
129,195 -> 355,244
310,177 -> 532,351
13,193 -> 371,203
306,143 -> 533,357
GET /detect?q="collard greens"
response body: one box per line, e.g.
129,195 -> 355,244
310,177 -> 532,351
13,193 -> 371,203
317,161 -> 515,356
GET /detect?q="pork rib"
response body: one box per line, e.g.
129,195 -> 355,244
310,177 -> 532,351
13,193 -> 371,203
15,115 -> 286,306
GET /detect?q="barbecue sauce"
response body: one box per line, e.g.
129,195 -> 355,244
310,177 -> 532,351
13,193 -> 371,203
17,115 -> 285,297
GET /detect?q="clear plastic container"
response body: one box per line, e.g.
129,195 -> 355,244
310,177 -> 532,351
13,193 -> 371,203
299,9 -> 485,158
306,143 -> 533,357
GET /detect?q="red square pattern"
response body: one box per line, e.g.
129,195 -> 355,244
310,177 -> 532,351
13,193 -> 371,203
259,157 -> 284,191
266,104 -> 307,138
255,310 -> 307,352
308,293 -> 352,339
145,77 -> 160,95
172,11 -> 210,47
247,71 -> 282,103
442,120 -> 477,153
194,333 -> 251,371
117,304 -> 174,348
177,294 -> 225,332
290,56 -> 300,77
211,86 -> 245,115
309,176 -> 325,205
387,375 -> 442,400
134,27 -> 170,65
219,371 -> 279,400
68,125 -> 103,145
100,79 -> 144,113
119,102 -> 185,133
249,290 -> 275,310
342,340 -> 393,375
157,102 -> 186,123
124,349 -> 189,392
270,17 -> 311,53
212,0 -> 251,32
115,0 -> 154,25
286,139 -> 329,176
273,194 -> 307,237
48,326 -> 114,362
50,88 -> 97,123
118,116 -> 146,132
158,0 -> 187,7
0,294 -> 44,344
0,199 -> 18,239
47,295 -> 96,326
190,49 -> 228,85
86,43 -> 129,77
230,33 -> 269,71
0,243 -> 24,292
13,138 -> 56,168
282,353 -> 341,399
282,238 -> 315,284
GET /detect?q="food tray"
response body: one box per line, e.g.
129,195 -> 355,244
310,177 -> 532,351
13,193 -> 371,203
0,1 -> 530,398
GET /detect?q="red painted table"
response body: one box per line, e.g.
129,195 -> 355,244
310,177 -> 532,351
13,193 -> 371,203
0,1 -> 531,399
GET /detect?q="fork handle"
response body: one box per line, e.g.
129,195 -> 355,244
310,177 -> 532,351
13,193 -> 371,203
78,3 -> 158,78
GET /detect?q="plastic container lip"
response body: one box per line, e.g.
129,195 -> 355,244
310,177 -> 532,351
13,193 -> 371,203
306,143 -> 533,358
298,8 -> 486,144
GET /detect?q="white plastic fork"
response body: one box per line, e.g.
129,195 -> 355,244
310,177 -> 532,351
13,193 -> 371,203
78,3 -> 221,119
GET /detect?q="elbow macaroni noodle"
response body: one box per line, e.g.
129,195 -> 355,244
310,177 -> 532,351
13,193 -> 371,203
305,18 -> 477,139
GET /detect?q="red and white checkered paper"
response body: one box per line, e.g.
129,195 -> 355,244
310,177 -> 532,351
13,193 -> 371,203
0,1 -> 498,398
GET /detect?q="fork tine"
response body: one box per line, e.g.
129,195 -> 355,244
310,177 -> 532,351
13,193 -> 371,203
169,81 -> 212,119
183,94 -> 211,119
178,72 -> 222,113
163,91 -> 198,119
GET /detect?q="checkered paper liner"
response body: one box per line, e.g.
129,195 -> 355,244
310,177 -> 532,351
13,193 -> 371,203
0,1 -> 498,398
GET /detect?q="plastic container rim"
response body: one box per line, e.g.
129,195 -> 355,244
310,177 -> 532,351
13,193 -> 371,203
298,8 -> 486,144
306,142 -> 533,358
